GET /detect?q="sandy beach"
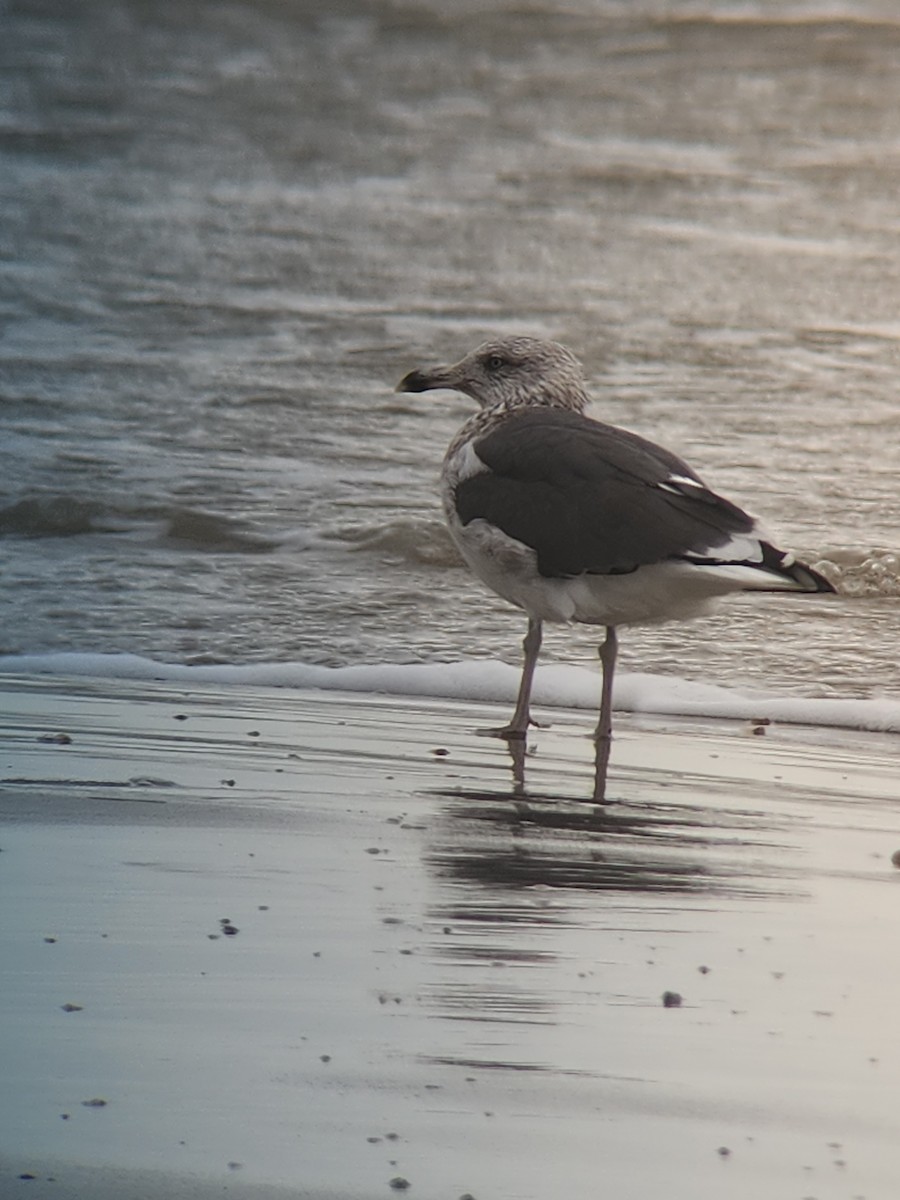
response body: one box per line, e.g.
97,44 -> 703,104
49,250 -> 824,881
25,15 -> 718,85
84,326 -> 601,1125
2,672 -> 900,1199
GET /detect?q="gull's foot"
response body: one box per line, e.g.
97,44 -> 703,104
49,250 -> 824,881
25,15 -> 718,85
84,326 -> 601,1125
476,724 -> 527,740
475,717 -> 547,739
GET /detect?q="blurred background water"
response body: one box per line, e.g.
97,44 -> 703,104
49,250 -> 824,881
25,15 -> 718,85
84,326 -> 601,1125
2,0 -> 900,697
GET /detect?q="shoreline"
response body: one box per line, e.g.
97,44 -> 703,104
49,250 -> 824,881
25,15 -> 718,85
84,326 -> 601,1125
3,651 -> 900,735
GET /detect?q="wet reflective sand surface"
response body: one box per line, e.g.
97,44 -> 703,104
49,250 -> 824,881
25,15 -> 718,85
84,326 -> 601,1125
2,679 -> 899,1199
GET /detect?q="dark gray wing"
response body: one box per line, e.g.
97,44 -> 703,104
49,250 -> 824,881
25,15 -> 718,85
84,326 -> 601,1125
453,408 -> 755,578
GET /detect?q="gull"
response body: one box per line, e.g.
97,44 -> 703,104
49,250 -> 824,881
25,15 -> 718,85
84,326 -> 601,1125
397,336 -> 835,799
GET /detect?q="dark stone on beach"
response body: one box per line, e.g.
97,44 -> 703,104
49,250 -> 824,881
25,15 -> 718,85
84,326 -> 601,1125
38,732 -> 72,744
81,1097 -> 107,1107
221,924 -> 239,936
891,849 -> 900,869
662,990 -> 683,1008
61,1002 -> 83,1012
388,1179 -> 410,1191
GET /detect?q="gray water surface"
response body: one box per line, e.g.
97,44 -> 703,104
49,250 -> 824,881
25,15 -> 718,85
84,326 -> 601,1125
2,1 -> 898,695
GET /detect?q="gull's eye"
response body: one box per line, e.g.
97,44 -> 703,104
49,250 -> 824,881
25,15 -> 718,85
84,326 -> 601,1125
485,353 -> 506,371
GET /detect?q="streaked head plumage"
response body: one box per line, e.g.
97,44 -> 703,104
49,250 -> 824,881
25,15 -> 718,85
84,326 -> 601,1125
396,336 -> 589,413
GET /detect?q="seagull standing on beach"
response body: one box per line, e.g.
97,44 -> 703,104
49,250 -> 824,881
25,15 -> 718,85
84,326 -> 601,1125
397,336 -> 835,799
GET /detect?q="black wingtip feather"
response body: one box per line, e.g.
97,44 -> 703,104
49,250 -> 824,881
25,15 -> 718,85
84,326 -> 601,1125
760,544 -> 836,593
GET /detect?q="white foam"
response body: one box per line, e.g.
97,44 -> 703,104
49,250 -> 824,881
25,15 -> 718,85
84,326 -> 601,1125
2,651 -> 900,735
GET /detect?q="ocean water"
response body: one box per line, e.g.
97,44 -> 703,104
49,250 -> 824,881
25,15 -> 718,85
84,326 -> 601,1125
2,0 -> 900,726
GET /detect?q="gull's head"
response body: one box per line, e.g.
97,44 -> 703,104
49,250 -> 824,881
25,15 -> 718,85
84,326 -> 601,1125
396,336 -> 589,413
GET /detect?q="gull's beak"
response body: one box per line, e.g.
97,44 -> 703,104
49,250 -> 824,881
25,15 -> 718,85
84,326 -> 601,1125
396,367 -> 433,393
395,362 -> 458,393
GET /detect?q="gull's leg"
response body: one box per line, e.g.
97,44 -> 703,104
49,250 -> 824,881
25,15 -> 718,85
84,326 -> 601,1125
593,626 -> 618,801
505,736 -> 527,796
504,615 -> 542,736
481,616 -> 542,739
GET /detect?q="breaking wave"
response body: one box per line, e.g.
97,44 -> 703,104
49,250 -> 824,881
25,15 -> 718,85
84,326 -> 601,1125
0,495 -> 279,553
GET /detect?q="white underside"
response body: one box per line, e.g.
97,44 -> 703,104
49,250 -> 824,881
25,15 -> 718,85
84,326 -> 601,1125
449,515 -> 803,629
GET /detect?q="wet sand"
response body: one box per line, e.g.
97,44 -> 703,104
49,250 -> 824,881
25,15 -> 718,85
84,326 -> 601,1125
2,673 -> 899,1200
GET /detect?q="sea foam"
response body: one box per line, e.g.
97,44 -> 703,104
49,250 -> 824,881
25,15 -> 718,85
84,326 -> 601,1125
1,652 -> 899,734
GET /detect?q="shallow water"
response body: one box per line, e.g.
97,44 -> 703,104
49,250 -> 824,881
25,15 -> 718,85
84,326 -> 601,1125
2,0 -> 900,701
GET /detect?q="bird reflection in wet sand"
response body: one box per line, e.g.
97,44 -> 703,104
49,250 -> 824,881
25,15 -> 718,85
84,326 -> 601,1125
398,337 -> 834,801
428,775 -> 793,902
427,718 -> 796,902
503,736 -> 609,811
